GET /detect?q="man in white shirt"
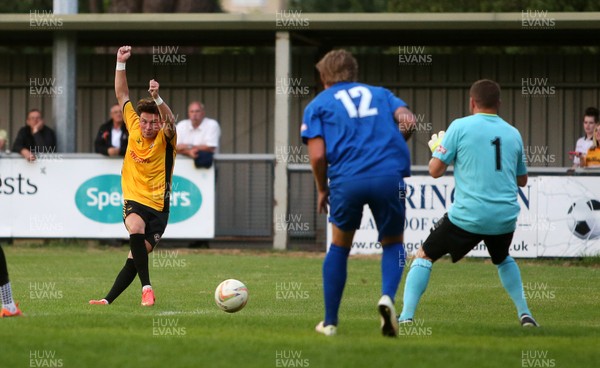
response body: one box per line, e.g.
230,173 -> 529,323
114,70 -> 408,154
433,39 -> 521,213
176,101 -> 221,159
572,107 -> 598,168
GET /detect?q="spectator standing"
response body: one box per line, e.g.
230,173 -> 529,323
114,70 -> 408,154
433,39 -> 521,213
572,107 -> 598,168
583,124 -> 600,168
176,102 -> 220,168
95,104 -> 129,156
12,109 -> 56,162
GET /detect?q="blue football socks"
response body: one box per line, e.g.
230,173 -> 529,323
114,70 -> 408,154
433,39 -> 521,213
322,244 -> 351,326
381,242 -> 406,302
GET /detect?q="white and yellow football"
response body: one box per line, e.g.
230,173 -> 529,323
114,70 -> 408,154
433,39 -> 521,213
214,279 -> 249,313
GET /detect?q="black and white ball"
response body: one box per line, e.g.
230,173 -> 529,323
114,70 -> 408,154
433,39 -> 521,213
567,199 -> 600,240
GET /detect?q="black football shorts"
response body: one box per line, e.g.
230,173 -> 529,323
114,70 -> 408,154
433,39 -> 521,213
422,213 -> 513,265
123,200 -> 169,248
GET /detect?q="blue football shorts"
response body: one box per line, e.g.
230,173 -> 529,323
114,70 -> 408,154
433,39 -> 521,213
329,175 -> 406,241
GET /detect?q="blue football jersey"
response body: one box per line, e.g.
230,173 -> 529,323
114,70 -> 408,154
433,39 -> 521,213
301,82 -> 411,183
432,113 -> 528,235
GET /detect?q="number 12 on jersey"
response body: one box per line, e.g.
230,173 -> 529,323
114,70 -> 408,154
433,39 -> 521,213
334,86 -> 379,118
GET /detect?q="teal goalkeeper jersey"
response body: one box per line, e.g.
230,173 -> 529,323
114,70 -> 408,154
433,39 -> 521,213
432,113 -> 527,235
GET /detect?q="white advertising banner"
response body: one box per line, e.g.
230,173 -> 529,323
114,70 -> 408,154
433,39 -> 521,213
327,175 -> 600,258
0,156 -> 214,239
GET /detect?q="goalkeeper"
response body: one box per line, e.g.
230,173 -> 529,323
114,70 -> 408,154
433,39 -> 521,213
398,79 -> 538,327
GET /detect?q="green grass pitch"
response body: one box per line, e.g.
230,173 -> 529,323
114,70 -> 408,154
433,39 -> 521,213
1,244 -> 599,367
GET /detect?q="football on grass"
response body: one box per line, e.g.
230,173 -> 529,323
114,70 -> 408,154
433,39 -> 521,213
214,279 -> 249,313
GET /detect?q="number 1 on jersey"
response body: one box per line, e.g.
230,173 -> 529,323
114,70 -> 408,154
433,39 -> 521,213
491,137 -> 502,171
334,86 -> 378,118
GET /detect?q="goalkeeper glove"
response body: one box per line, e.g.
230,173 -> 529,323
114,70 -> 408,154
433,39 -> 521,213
428,131 -> 445,153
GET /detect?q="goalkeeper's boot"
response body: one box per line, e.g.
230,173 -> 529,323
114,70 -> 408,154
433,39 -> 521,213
520,314 -> 539,327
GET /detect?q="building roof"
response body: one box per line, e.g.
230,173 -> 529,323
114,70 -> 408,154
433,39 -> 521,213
1,12 -> 599,46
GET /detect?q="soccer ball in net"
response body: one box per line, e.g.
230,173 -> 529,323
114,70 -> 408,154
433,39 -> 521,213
214,279 -> 249,313
567,199 -> 600,240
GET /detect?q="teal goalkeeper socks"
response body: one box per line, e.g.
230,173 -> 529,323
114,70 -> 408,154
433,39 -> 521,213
399,258 -> 432,320
497,256 -> 531,317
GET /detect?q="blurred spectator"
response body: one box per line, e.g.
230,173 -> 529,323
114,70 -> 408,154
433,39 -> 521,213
176,101 -> 221,168
12,109 -> 56,162
0,129 -> 8,153
583,124 -> 600,168
95,104 -> 128,156
572,107 -> 598,168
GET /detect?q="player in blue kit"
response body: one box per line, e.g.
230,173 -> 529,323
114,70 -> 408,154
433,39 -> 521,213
302,49 -> 416,337
398,79 -> 538,327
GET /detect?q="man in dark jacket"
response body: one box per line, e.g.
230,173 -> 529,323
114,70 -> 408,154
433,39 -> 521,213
12,109 -> 56,162
95,104 -> 129,156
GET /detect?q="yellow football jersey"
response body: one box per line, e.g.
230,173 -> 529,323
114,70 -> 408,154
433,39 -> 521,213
121,100 -> 177,212
585,147 -> 600,168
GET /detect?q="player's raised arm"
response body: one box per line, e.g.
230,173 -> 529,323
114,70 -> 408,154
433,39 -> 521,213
115,46 -> 131,107
395,106 -> 417,141
148,79 -> 176,139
